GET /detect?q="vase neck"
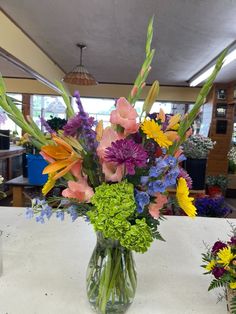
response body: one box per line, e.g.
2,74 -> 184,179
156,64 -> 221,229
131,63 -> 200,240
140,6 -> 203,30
96,232 -> 122,249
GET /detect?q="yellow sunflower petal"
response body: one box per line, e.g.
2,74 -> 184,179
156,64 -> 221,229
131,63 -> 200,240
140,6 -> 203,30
176,177 -> 197,218
141,119 -> 172,148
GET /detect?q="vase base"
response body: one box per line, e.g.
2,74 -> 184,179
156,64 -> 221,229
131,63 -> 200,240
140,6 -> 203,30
89,301 -> 132,314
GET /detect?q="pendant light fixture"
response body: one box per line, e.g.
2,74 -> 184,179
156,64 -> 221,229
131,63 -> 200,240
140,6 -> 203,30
63,43 -> 98,85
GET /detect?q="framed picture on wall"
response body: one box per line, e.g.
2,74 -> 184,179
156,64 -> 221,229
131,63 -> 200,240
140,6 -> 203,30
216,120 -> 227,134
216,103 -> 227,118
216,89 -> 226,100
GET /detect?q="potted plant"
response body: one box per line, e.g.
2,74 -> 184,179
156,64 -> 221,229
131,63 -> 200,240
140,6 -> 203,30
228,146 -> 236,174
195,195 -> 231,217
206,175 -> 228,197
182,134 -> 215,190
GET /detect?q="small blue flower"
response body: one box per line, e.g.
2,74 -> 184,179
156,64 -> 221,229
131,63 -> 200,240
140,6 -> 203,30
165,156 -> 177,169
56,210 -> 65,221
36,215 -> 45,224
155,157 -> 168,169
149,166 -> 163,178
148,180 -> 166,195
140,176 -> 149,185
26,207 -> 34,219
178,154 -> 186,162
164,168 -> 180,187
67,205 -> 78,222
42,204 -> 53,219
135,190 -> 150,213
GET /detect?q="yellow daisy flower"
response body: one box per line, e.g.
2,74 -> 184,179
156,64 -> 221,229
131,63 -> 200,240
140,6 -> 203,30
176,177 -> 197,218
229,282 -> 236,289
217,247 -> 236,267
141,119 -> 172,148
205,260 -> 216,271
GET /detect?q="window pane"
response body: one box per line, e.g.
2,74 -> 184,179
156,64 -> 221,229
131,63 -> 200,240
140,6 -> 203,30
0,94 -> 22,137
31,95 -> 66,129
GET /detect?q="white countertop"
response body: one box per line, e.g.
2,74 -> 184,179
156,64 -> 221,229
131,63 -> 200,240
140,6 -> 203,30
0,206 -> 233,314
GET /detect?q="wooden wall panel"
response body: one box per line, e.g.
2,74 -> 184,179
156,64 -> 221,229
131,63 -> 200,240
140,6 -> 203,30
206,84 -> 235,175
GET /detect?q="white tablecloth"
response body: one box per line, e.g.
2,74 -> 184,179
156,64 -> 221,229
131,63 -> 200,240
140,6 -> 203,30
0,206 -> 233,314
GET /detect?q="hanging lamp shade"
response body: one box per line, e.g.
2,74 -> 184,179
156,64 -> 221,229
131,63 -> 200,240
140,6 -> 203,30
63,44 -> 98,85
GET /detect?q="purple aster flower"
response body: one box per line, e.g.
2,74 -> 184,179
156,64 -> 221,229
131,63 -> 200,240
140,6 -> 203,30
40,117 -> 54,134
212,266 -> 226,279
105,139 -> 148,175
178,167 -> 192,189
135,190 -> 150,213
211,241 -> 227,254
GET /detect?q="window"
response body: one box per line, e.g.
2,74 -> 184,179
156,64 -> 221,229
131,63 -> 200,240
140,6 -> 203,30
0,94 -> 22,136
31,95 -> 66,129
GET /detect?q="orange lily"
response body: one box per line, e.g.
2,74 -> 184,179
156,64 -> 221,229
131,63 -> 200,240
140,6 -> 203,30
156,108 -> 166,123
41,135 -> 82,180
166,114 -> 181,130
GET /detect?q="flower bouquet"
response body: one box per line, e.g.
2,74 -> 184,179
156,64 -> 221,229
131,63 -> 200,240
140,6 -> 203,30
0,18 -> 226,314
201,226 -> 236,313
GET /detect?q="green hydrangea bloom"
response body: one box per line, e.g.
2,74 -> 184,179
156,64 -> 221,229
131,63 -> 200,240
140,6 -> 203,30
87,181 -> 153,253
120,218 -> 153,253
87,181 -> 136,239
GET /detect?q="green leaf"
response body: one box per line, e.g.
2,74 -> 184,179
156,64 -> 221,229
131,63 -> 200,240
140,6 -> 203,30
55,80 -> 74,118
208,278 -> 227,291
0,74 -> 6,96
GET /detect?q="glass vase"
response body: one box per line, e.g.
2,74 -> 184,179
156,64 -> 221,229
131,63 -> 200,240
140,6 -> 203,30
86,232 -> 137,314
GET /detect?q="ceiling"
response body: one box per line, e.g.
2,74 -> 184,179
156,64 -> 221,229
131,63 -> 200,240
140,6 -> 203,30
1,0 -> 236,86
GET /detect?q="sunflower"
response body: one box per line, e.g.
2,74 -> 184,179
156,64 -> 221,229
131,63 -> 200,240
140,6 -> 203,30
176,177 -> 197,217
141,119 -> 172,148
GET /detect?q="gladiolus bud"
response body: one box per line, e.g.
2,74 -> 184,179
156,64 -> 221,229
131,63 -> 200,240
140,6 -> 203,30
96,120 -> 103,142
131,85 -> 138,98
142,80 -> 159,115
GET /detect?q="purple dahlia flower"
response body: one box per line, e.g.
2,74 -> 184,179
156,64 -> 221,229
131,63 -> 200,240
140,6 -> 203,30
105,139 -> 147,175
211,241 -> 227,254
212,266 -> 226,279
